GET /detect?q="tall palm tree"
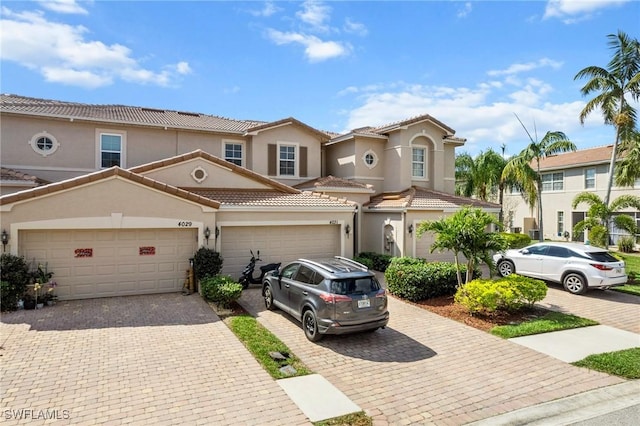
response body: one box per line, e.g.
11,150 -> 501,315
574,30 -> 640,206
572,193 -> 640,247
615,128 -> 640,187
502,118 -> 576,242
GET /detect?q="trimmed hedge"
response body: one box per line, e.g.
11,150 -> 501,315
384,257 -> 480,302
201,275 -> 243,308
501,232 -> 532,249
357,252 -> 392,272
352,256 -> 374,270
0,254 -> 31,312
193,247 -> 224,281
454,274 -> 547,314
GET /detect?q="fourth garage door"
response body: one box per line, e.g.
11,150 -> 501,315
220,225 -> 341,279
19,228 -> 197,300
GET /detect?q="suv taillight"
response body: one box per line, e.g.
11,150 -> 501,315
375,289 -> 386,298
319,293 -> 352,304
590,263 -> 613,271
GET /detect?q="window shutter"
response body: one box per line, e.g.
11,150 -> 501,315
268,144 -> 276,176
300,146 -> 308,177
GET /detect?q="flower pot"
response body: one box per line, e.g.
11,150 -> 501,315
36,303 -> 44,309
24,299 -> 36,310
46,300 -> 55,307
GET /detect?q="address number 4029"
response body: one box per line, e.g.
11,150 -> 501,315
178,221 -> 193,227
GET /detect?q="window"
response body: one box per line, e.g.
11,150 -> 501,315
542,172 -> 563,191
547,246 -> 570,258
412,147 -> 426,178
279,144 -> 296,176
557,211 -> 564,235
525,245 -> 548,255
294,266 -> 318,285
585,168 -> 595,189
100,133 -> 122,168
29,132 -> 60,156
281,263 -> 299,279
224,142 -> 243,166
362,149 -> 378,169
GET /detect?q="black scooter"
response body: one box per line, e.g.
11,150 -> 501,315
239,250 -> 280,289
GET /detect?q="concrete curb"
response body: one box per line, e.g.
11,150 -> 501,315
466,381 -> 640,425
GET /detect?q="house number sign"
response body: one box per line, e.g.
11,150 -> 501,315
74,248 -> 93,258
139,246 -> 156,256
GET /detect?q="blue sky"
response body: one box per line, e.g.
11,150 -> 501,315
1,0 -> 638,156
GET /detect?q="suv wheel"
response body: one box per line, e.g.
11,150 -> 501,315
563,273 -> 587,295
264,285 -> 275,310
497,260 -> 515,277
303,310 -> 323,342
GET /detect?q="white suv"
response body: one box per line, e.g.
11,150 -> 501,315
493,242 -> 627,295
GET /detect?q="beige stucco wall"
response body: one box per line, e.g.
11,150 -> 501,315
360,211 -> 404,256
0,177 -> 217,255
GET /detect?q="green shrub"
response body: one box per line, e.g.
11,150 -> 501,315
618,236 -> 635,253
500,232 -> 532,249
352,256 -> 374,270
201,275 -> 243,308
357,252 -> 392,272
588,225 -> 608,248
384,257 -> 480,302
193,247 -> 223,281
454,274 -> 547,314
0,254 -> 31,311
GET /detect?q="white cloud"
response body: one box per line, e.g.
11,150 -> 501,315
266,29 -> 351,62
37,0 -> 90,15
296,0 -> 331,32
248,1 -> 279,17
343,18 -> 368,36
488,58 -> 563,77
544,0 -> 629,21
457,2 -> 473,18
0,7 -> 191,88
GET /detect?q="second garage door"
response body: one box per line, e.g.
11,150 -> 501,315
20,228 -> 197,300
221,225 -> 341,279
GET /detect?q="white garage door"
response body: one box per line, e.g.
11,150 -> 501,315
20,229 -> 197,300
221,225 -> 341,279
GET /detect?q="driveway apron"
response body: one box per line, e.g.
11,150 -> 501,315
0,294 -> 310,425
240,288 -> 623,425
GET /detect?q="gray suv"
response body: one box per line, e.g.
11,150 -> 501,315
262,256 -> 389,341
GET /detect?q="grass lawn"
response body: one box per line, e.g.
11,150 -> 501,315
314,412 -> 372,426
226,315 -> 312,379
572,347 -> 640,379
613,252 -> 640,295
490,312 -> 599,338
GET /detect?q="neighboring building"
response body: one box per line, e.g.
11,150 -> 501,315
0,94 -> 498,299
504,145 -> 640,243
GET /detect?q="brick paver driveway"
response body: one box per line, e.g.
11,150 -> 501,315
240,287 -> 624,426
0,294 -> 309,425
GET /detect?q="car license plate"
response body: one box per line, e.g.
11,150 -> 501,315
357,299 -> 371,308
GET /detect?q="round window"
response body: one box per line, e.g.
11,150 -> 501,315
362,150 -> 378,169
29,132 -> 60,156
190,166 -> 208,183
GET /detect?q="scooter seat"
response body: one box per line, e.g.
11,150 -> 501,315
260,263 -> 280,272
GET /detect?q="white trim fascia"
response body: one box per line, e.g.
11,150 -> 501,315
539,160 -> 611,172
309,187 -> 375,194
0,181 -> 38,188
343,176 -> 385,181
1,165 -> 96,173
218,205 -> 355,212
2,110 -> 246,136
244,121 -> 292,136
217,219 -> 344,227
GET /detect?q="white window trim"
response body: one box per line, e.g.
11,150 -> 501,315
96,129 -> 126,169
222,139 -> 245,167
29,131 -> 60,157
411,145 -> 427,180
557,211 -> 564,235
584,167 -> 596,190
277,141 -> 299,178
541,171 -> 564,192
362,149 -> 379,169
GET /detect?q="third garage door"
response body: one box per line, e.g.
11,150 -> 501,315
221,225 -> 341,279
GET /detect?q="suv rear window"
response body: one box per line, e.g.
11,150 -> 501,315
587,251 -> 619,263
330,278 -> 380,295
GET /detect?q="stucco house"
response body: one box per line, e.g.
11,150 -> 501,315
1,94 -> 498,299
504,145 -> 640,243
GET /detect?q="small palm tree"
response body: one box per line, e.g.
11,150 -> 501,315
572,193 -> 640,247
502,117 -> 576,241
575,30 -> 640,205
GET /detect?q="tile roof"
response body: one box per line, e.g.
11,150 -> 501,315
534,145 -> 613,170
129,149 -> 297,194
0,167 -> 45,185
373,114 -> 456,135
0,167 -> 221,209
188,188 -> 356,208
365,186 -> 500,210
294,175 -> 374,191
1,94 -> 266,134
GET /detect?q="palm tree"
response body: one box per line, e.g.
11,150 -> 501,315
615,128 -> 640,187
574,31 -> 640,206
572,193 -> 640,247
502,118 -> 576,242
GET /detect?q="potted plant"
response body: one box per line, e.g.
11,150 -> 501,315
42,281 -> 58,306
22,293 -> 36,310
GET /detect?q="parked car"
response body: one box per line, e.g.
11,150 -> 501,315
493,242 -> 627,295
262,256 -> 389,341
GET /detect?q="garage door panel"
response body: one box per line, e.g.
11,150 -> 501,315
19,228 -> 196,300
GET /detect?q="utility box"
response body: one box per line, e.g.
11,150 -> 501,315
529,229 -> 540,240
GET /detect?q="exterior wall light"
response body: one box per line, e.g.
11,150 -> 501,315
1,230 -> 8,251
408,224 -> 414,235
345,224 -> 351,235
204,227 -> 211,244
